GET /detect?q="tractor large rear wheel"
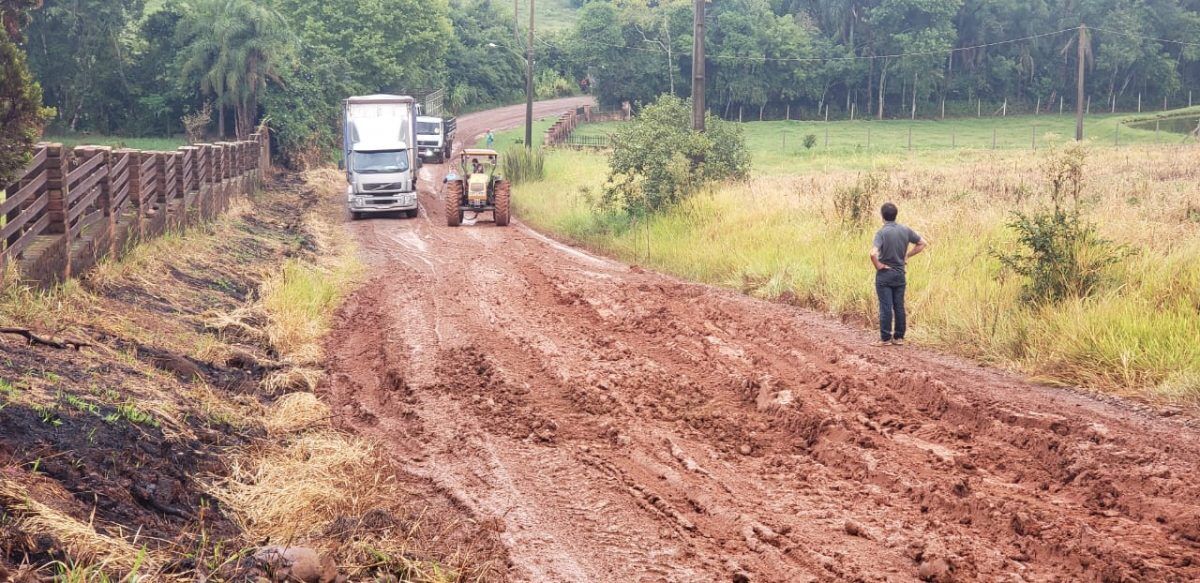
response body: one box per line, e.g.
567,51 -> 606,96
493,180 -> 511,227
445,180 -> 463,227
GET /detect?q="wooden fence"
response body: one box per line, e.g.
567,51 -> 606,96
544,105 -> 626,148
1,133 -> 269,287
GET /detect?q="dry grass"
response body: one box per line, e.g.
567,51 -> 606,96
258,170 -> 363,367
0,478 -> 161,574
263,392 -> 329,435
0,179 -> 352,578
208,432 -> 495,581
517,142 -> 1200,401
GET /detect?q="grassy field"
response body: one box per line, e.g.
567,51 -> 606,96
544,109 -> 1199,173
479,116 -> 561,152
43,133 -> 186,151
502,113 -> 1200,402
519,0 -> 578,31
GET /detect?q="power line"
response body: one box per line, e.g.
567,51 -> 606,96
1089,26 -> 1200,48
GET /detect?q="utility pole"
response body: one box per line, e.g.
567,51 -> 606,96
525,0 -> 535,150
691,0 -> 706,132
1076,24 -> 1087,141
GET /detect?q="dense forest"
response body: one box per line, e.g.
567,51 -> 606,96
6,0 -> 1200,166
562,0 -> 1200,119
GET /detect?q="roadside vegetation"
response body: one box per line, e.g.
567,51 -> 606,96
507,114 -> 1200,402
0,172 -> 501,580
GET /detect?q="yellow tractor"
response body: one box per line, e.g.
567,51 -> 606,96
444,148 -> 510,227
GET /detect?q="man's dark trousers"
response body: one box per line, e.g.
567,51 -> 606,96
876,268 -> 907,341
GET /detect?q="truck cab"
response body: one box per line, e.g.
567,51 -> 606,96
417,115 -> 456,164
345,142 -> 418,219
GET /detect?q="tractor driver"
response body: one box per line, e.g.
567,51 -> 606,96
471,158 -> 484,174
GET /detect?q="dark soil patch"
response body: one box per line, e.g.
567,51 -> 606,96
0,174 -> 318,574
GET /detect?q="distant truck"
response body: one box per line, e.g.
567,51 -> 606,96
342,94 -> 420,220
417,115 -> 456,163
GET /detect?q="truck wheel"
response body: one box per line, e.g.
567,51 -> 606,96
493,180 -> 511,227
445,180 -> 463,227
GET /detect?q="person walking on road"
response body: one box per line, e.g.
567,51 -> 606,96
870,202 -> 928,346
485,129 -> 495,148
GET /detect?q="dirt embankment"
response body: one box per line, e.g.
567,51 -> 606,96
0,172 -> 506,581
324,98 -> 1200,582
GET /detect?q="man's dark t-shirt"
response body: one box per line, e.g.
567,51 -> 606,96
872,222 -> 922,274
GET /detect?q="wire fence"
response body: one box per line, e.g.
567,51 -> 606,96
764,121 -> 1198,153
561,134 -> 612,148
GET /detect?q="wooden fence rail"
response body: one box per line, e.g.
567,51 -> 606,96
0,133 -> 269,288
544,105 -> 626,149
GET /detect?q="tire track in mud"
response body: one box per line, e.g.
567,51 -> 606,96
324,98 -> 1200,582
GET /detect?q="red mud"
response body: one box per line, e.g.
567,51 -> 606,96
323,97 -> 1200,582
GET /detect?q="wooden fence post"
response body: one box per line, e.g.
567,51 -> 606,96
199,144 -> 212,215
126,150 -> 146,241
247,135 -> 260,188
94,147 -> 117,257
44,144 -> 71,280
155,151 -> 173,228
214,144 -> 227,210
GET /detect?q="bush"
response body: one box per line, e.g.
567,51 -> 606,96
602,95 -> 749,215
803,134 -> 817,149
535,70 -> 576,99
996,143 -> 1132,302
832,173 -> 884,230
502,146 -> 545,185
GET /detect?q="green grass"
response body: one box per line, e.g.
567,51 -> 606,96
517,109 -> 1198,174
43,133 -> 186,151
475,116 -> 560,152
513,0 -> 577,31
511,123 -> 1200,402
572,121 -> 622,140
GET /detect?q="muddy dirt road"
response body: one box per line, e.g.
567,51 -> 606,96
325,98 -> 1200,582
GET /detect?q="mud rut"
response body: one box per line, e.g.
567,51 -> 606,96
324,98 -> 1200,582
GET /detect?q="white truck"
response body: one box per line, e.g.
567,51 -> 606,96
342,95 -> 421,220
416,115 -> 456,163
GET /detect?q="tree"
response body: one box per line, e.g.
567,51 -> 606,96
177,0 -> 295,138
603,95 -> 749,215
868,0 -> 961,119
710,0 -> 817,120
0,0 -> 45,186
26,0 -> 142,132
272,0 -> 451,94
444,0 -> 525,111
569,1 -> 677,107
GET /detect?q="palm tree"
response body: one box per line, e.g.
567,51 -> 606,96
177,0 -> 294,138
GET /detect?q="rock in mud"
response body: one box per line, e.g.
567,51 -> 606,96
843,519 -> 872,539
917,557 -> 952,582
148,351 -> 204,380
253,546 -> 338,583
226,347 -> 272,371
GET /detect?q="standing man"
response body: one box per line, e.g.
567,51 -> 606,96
485,129 -> 495,148
870,202 -> 928,346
